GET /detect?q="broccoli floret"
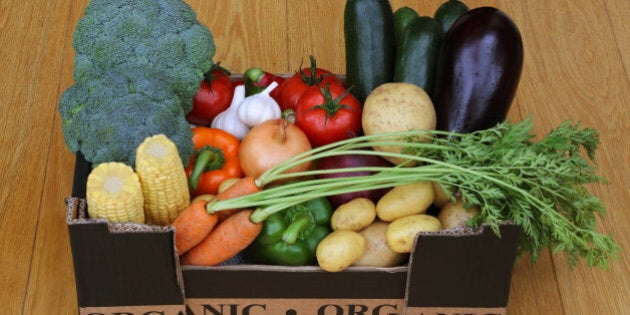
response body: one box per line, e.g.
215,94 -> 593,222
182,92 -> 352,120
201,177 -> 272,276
72,0 -> 216,113
59,68 -> 194,167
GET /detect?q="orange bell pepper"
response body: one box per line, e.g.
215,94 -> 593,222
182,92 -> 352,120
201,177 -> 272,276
186,127 -> 243,196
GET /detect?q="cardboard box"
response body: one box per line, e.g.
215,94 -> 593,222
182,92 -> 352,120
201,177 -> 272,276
67,147 -> 521,314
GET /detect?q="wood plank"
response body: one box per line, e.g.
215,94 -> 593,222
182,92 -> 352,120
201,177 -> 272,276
22,0 -> 88,313
286,0 -> 346,74
187,0 -> 289,74
500,0 -> 630,314
604,0 -> 630,79
0,0 -> 76,313
553,130 -> 630,314
503,0 -> 627,129
508,253 -> 565,314
23,122 -> 78,315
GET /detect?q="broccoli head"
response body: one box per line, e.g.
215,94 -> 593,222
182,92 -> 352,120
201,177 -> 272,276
72,0 -> 216,113
59,67 -> 194,167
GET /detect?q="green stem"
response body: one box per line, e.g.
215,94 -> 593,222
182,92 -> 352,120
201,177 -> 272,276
282,215 -> 310,244
241,171 -> 445,223
257,135 -> 453,186
188,146 -> 224,191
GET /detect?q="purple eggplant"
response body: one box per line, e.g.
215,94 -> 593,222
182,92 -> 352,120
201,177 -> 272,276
433,7 -> 523,133
316,154 -> 392,209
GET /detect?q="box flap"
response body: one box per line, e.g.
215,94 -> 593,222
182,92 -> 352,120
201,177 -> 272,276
404,224 -> 521,312
66,196 -> 186,308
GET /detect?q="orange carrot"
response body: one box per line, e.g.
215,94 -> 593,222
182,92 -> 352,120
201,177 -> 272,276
216,176 -> 262,200
181,209 -> 262,266
173,176 -> 260,256
213,176 -> 262,221
172,200 -> 218,255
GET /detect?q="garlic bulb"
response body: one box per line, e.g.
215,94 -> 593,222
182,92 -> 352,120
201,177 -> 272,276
211,85 -> 249,140
237,81 -> 281,127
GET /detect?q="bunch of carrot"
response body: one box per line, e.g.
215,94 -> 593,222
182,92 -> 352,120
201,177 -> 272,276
172,130 -> 420,266
173,176 -> 263,266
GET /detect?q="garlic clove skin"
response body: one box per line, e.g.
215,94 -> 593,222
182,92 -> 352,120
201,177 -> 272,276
211,85 -> 250,139
237,81 -> 282,127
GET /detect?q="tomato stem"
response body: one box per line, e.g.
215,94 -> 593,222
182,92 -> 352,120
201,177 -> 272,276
203,62 -> 231,83
308,83 -> 357,123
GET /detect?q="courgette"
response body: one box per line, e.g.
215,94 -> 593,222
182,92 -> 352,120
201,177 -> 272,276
344,0 -> 396,104
393,16 -> 442,98
393,7 -> 419,45
434,0 -> 469,34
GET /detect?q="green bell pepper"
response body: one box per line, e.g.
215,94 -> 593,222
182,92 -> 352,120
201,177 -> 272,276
247,196 -> 333,266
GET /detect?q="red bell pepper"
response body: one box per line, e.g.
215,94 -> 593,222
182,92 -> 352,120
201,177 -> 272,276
243,67 -> 285,102
186,127 -> 243,196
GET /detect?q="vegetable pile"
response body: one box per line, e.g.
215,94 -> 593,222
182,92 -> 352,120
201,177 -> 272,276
61,0 -> 619,273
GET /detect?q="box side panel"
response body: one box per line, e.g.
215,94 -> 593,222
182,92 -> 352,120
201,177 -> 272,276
405,224 -> 521,309
67,221 -> 185,307
183,268 -> 408,299
68,154 -> 185,308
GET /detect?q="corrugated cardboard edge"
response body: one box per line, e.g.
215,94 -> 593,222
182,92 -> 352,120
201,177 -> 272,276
65,196 -> 186,298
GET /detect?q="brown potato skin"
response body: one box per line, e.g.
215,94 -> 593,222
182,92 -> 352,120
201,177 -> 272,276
331,198 -> 377,231
353,221 -> 407,267
438,200 -> 480,229
316,230 -> 366,272
362,83 -> 437,165
376,182 -> 434,222
386,214 -> 441,253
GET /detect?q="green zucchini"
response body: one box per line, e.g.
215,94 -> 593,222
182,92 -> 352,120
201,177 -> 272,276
393,16 -> 442,98
393,7 -> 419,45
344,0 -> 396,103
434,0 -> 469,34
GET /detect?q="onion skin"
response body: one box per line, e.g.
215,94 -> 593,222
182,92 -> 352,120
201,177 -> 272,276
239,119 -> 312,180
316,154 -> 392,209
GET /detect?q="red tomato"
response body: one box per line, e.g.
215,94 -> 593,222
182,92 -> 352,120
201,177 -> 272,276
258,72 -> 285,102
276,57 -> 344,111
294,84 -> 362,147
186,67 -> 234,126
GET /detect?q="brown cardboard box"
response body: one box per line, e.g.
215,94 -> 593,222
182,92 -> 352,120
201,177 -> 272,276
67,147 -> 520,315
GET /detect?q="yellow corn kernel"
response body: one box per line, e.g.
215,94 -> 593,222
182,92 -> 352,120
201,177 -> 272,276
86,162 -> 145,223
135,134 -> 190,225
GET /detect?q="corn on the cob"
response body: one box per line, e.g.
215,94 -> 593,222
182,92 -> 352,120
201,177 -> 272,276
86,162 -> 145,223
135,134 -> 190,225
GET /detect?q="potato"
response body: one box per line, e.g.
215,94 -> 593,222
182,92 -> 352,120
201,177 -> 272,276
376,182 -> 434,222
353,221 -> 407,267
438,200 -> 480,230
331,198 -> 376,231
362,82 -> 436,165
316,230 -> 366,272
432,182 -> 451,208
386,214 -> 441,253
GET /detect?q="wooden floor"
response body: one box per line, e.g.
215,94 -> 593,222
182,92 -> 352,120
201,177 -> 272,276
1,0 -> 628,314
